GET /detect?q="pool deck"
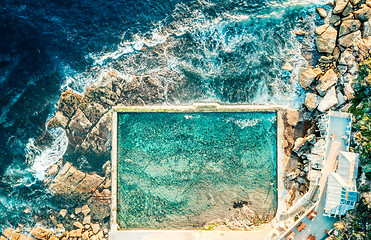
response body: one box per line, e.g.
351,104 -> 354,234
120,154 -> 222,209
110,103 -> 291,240
111,228 -> 276,240
278,111 -> 352,240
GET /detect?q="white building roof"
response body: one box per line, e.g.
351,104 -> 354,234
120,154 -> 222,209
324,151 -> 359,216
337,151 -> 359,183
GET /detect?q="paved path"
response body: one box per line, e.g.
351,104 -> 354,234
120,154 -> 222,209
287,185 -> 337,240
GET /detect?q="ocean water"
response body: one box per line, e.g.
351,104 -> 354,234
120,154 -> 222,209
117,112 -> 277,229
0,0 -> 329,230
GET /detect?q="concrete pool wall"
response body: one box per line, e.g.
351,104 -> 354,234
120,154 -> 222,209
110,103 -> 288,240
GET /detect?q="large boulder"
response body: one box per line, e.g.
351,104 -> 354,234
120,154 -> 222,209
339,50 -> 355,65
354,4 -> 371,21
316,69 -> 338,96
315,24 -> 330,35
339,20 -> 361,37
305,93 -> 322,111
317,8 -> 327,18
338,30 -> 362,47
1,228 -> 14,240
311,139 -> 326,155
315,25 -> 338,53
317,87 -> 339,112
298,67 -> 316,89
282,62 -> 294,72
293,134 -> 316,156
334,0 -> 350,14
330,14 -> 341,25
354,37 -> 371,61
342,3 -> 353,17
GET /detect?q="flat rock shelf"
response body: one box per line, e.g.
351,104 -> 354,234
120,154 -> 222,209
113,105 -> 279,231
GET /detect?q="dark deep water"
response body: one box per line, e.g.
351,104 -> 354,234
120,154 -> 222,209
0,0 -> 329,230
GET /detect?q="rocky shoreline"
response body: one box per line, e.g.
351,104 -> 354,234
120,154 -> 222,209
285,0 -> 369,196
2,0 -> 371,239
277,0 -> 371,237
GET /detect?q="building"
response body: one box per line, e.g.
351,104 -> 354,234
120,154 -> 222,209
324,151 -> 359,217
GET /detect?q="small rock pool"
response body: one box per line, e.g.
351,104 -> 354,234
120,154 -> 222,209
116,111 -> 278,230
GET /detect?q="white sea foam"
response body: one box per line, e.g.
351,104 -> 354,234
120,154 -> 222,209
25,127 -> 68,180
227,117 -> 262,128
60,0 -> 328,106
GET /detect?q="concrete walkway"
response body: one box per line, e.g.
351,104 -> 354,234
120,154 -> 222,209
286,185 -> 337,240
112,227 -> 275,240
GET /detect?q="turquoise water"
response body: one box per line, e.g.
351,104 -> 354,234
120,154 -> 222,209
117,112 -> 277,229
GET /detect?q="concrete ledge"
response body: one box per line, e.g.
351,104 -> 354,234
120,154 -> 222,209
113,103 -> 286,113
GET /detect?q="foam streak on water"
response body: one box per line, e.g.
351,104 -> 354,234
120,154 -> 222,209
25,128 -> 68,180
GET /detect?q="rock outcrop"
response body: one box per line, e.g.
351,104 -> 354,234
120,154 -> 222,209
46,162 -> 111,220
282,0 -> 371,222
48,72 -> 167,154
16,0 -> 371,237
